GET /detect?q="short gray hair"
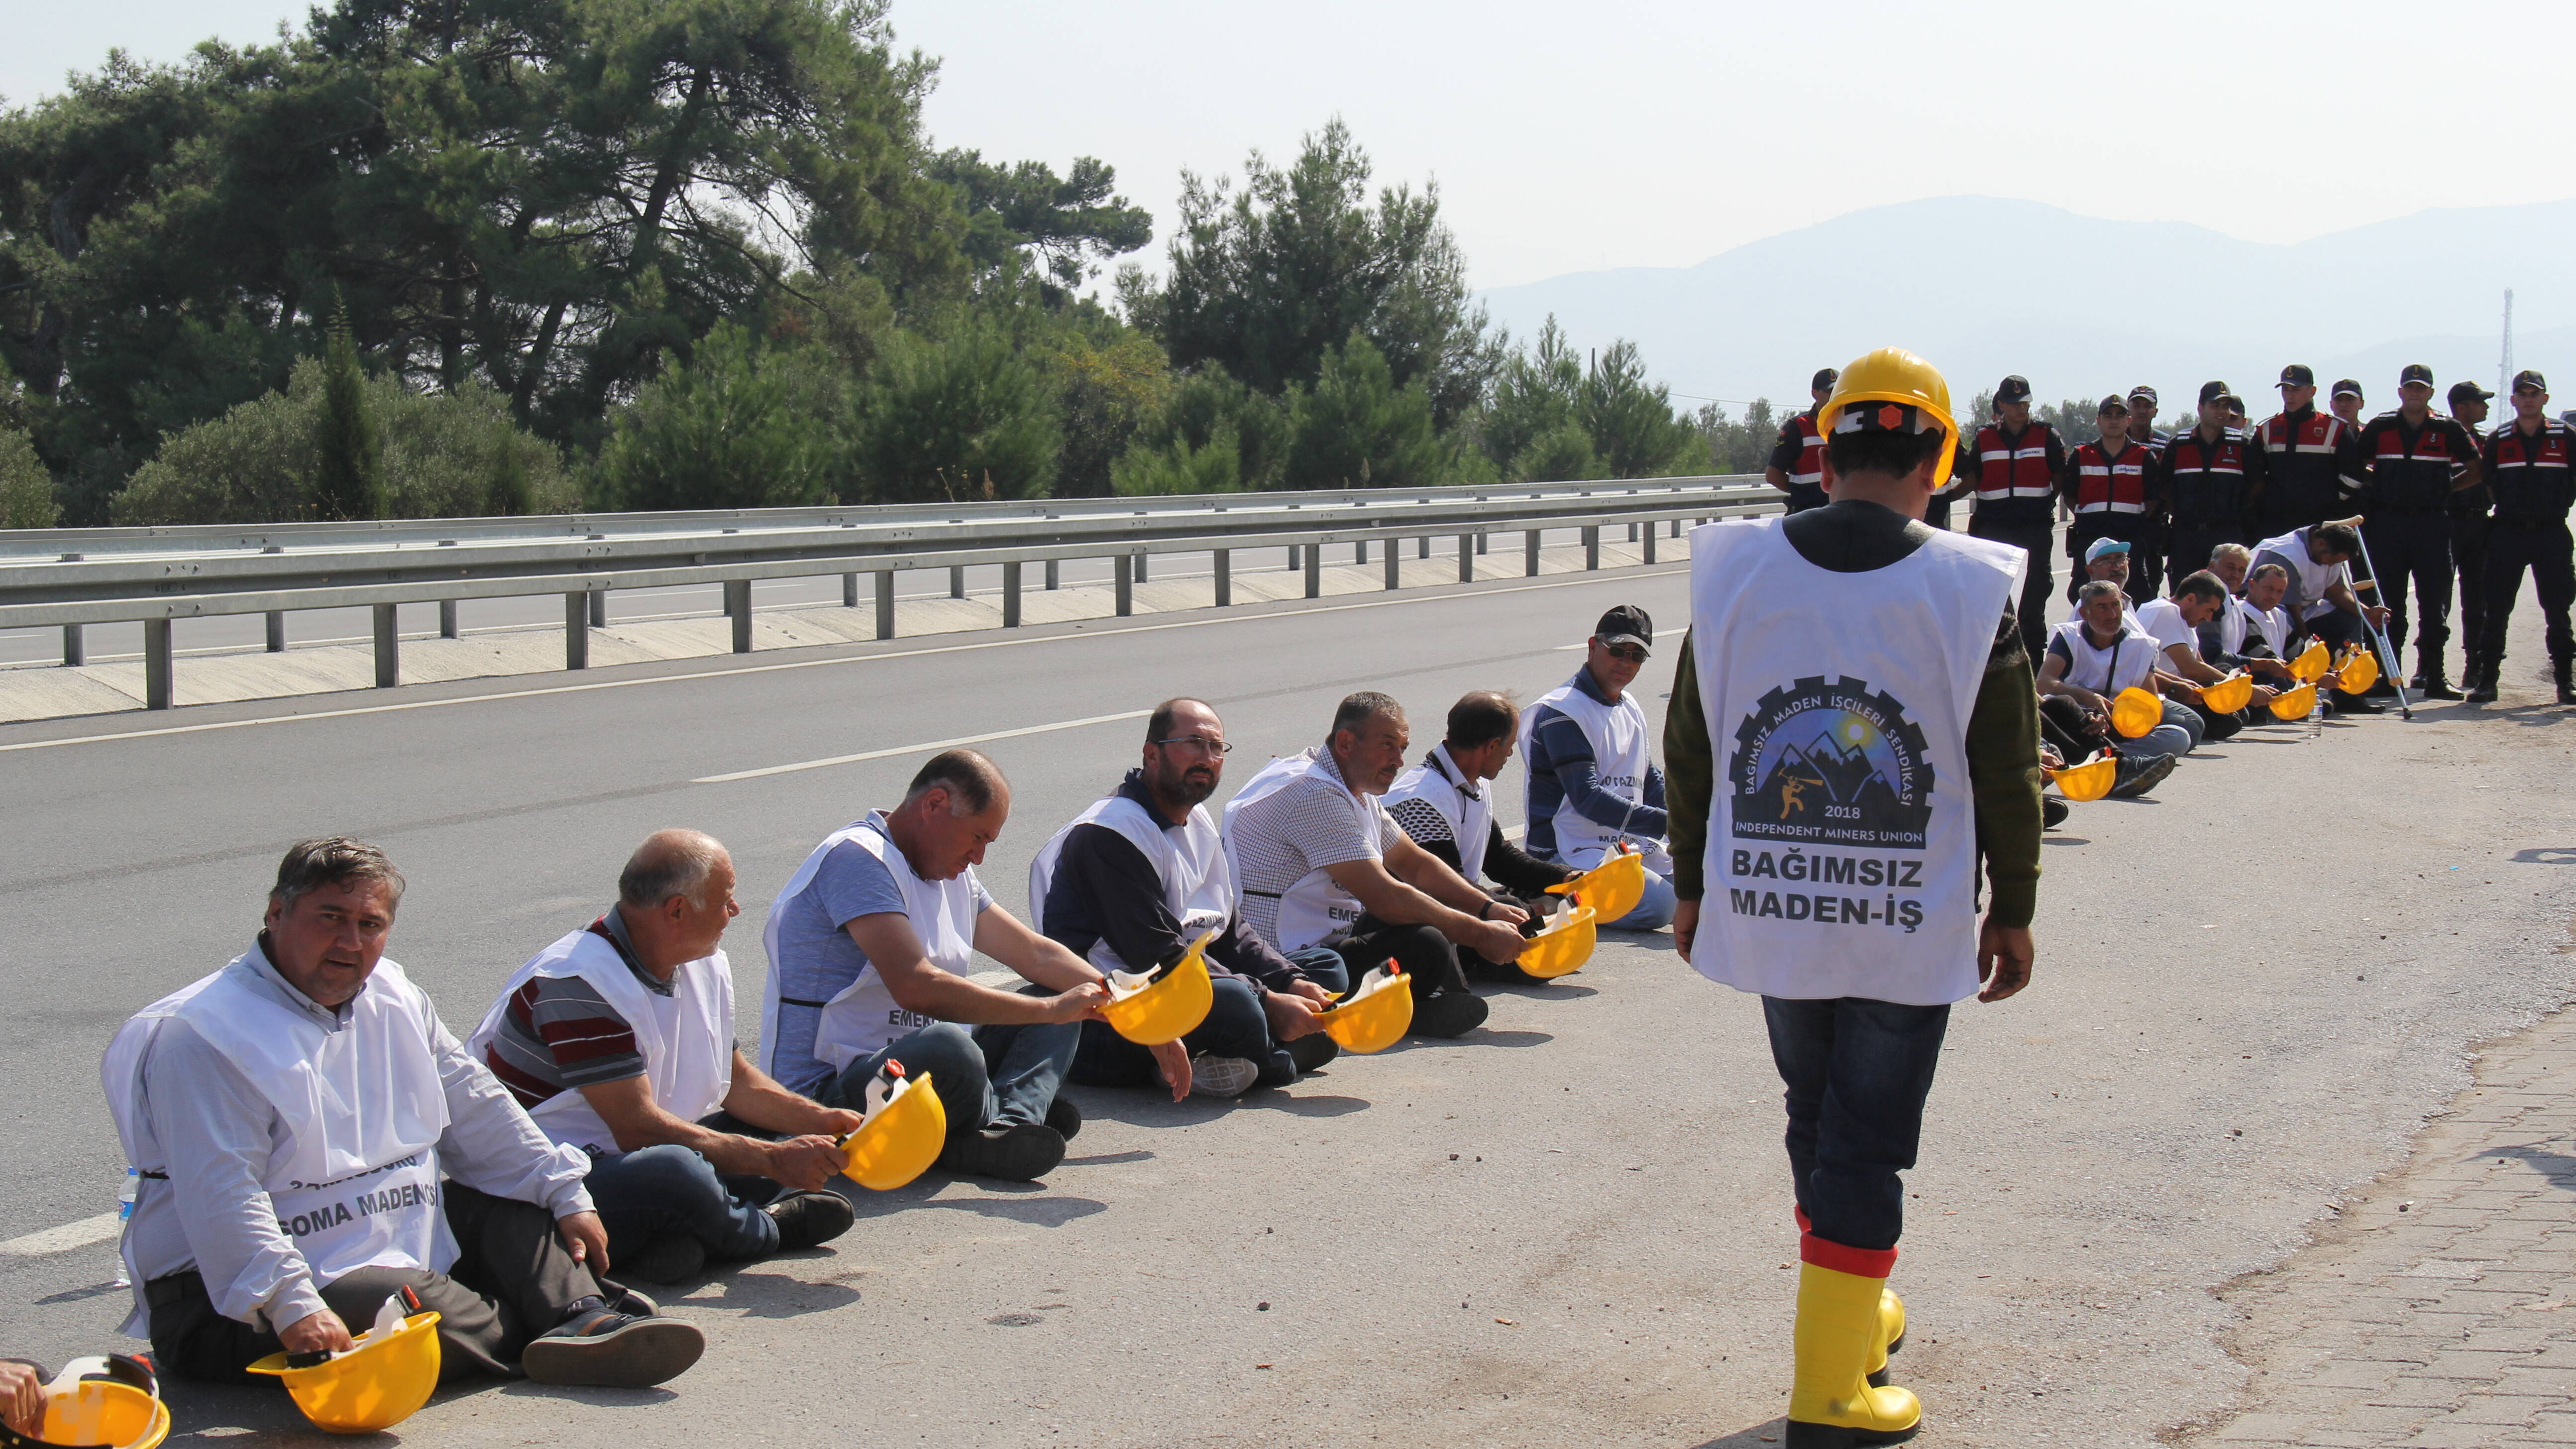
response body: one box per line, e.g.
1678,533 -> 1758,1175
2209,542 -> 2253,568
2077,579 -> 2127,605
271,837 -> 405,911
1329,691 -> 1403,745
618,830 -> 728,909
904,748 -> 1006,816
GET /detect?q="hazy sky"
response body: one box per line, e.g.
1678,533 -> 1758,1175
14,1 -> 2576,289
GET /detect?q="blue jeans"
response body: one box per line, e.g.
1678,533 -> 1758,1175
1762,996 -> 1951,1253
582,1134 -> 783,1264
2145,697 -> 2204,758
1606,869 -> 1679,931
822,1013 -> 1077,1133
1068,947 -> 1343,1090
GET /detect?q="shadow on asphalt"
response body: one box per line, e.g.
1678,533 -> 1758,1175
842,1178 -> 1108,1228
2492,1143 -> 2576,1189
158,1370 -> 677,1446
2509,847 -> 2576,864
1065,1089 -> 1372,1129
1685,1420 -> 1792,1447
1061,1148 -> 1154,1166
2043,835 -> 2093,846
676,1268 -> 865,1318
1481,981 -> 1601,999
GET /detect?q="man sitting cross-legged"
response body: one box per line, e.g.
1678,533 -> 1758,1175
470,830 -> 862,1285
2037,580 -> 2197,794
2133,571 -> 2274,741
1385,690 -> 1582,983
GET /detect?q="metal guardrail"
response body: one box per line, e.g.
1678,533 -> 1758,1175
0,475 -> 1778,709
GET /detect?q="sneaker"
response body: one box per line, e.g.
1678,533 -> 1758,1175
764,1190 -> 856,1251
1410,987 -> 1489,1039
2041,795 -> 2069,828
521,1303 -> 705,1388
1045,1094 -> 1082,1142
1286,1032 -> 1341,1075
599,1282 -> 658,1318
935,1122 -> 1066,1182
1184,1054 -> 1261,1098
2107,752 -> 2176,799
618,1235 -> 705,1285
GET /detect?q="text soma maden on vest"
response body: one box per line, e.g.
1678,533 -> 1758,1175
1724,675 -> 1935,933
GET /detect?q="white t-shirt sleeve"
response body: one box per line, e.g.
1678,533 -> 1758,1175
2135,599 -> 2197,658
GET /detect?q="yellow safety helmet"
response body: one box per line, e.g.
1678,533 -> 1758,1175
1099,929 -> 1217,1046
1314,961 -> 1414,1054
1517,903 -> 1598,979
2044,750 -> 2119,802
2289,639 -> 2330,683
247,1307 -> 441,1435
8,1355 -> 168,1449
2335,647 -> 2379,694
1813,348 -> 1959,490
2200,672 -> 2253,714
2110,686 -> 2163,739
838,1066 -> 947,1191
2268,681 -> 2318,720
1545,842 -> 1646,924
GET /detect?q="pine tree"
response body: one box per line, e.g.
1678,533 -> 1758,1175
312,304 -> 383,521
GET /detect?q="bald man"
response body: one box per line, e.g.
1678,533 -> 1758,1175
470,830 -> 863,1285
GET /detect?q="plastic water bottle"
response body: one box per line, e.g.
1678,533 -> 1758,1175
111,1167 -> 137,1286
2307,691 -> 2325,742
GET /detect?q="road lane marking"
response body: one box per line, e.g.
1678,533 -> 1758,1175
694,711 -> 1153,783
0,565 -> 1686,755
0,1212 -> 121,1256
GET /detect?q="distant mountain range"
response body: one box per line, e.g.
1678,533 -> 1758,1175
1475,196 -> 2576,420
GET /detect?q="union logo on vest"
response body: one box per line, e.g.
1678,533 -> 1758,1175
1728,676 -> 1934,849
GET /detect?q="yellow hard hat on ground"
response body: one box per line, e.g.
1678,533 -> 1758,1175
1100,929 -> 1217,1046
838,1064 -> 947,1191
2200,672 -> 2253,714
1546,843 -> 1646,924
2044,751 -> 2118,802
12,1355 -> 168,1449
1314,961 -> 1414,1053
2335,647 -> 2379,694
1518,903 -> 1598,979
1814,348 -> 1959,489
2269,681 -> 2319,720
2290,639 -> 2330,683
2110,686 -> 2163,738
247,1301 -> 441,1434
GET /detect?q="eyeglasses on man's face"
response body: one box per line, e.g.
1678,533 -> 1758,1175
1153,735 -> 1234,756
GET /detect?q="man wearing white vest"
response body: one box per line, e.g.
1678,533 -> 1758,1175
1521,605 -> 1678,931
1036,699 -> 1346,1099
1385,691 -> 1580,983
2040,580 -> 2204,764
1223,692 -> 1530,1040
2135,572 -> 2263,740
1664,348 -> 2042,1448
105,839 -> 705,1390
471,831 -> 861,1286
760,750 -> 1106,1184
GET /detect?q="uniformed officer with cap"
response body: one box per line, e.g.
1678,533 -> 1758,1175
2448,379 -> 2496,693
2468,370 -> 2576,705
2061,395 -> 2159,606
2127,385 -> 2171,448
1667,346 -> 2041,1449
1767,369 -> 1843,515
2252,364 -> 2364,538
2331,379 -> 2367,434
1960,373 -> 2069,660
2124,384 -> 2171,599
2160,381 -> 2268,591
2356,364 -> 2484,697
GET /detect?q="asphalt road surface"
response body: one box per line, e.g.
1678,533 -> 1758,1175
3,556 -> 2573,1448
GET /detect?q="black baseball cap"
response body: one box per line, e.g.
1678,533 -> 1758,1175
2513,369 -> 2549,392
2277,364 -> 2316,388
2449,380 -> 2494,404
1811,367 -> 1840,391
1595,604 -> 1652,654
2332,379 -> 2363,400
2222,393 -> 2246,411
2197,380 -> 2232,406
2128,384 -> 2158,406
1995,375 -> 2033,404
2399,363 -> 2436,389
2096,394 -> 2129,416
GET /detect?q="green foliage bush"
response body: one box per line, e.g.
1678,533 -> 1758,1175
1282,333 -> 1448,491
592,324 -> 849,512
854,328 -> 1060,502
0,428 -> 59,526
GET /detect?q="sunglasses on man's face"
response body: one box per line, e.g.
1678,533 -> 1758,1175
1603,644 -> 1648,664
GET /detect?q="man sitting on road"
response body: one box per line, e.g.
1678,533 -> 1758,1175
469,830 -> 860,1286
2200,552 -> 2298,686
106,838 -> 704,1390
2061,537 -> 2140,625
1033,699 -> 1344,1101
1223,692 -> 1529,1039
2135,571 -> 2271,739
1385,690 -> 1581,983
2252,520 -> 2391,713
1522,605 -> 1679,930
759,750 -> 1107,1184
2037,581 -> 2195,791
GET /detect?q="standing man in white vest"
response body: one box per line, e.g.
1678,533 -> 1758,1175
1521,605 -> 1677,930
1384,690 -> 1580,982
1664,349 -> 2043,1448
1223,692 -> 1530,1039
470,830 -> 862,1286
1033,699 -> 1344,1100
104,838 -> 706,1390
759,750 -> 1106,1184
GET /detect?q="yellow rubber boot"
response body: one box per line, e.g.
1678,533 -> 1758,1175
1867,1285 -> 1906,1383
1788,1262 -> 1921,1448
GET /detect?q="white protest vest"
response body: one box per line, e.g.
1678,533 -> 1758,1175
1384,746 -> 1491,882
2214,594 -> 2252,657
102,954 -> 453,1334
2254,528 -> 2344,622
1522,671 -> 1656,864
2051,619 -> 2159,694
1686,518 -> 2020,1005
2244,600 -> 2290,657
467,925 -> 735,1157
1221,750 -> 1376,952
760,813 -> 978,1078
1028,789 -> 1234,975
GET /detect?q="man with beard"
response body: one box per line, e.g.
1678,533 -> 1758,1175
1032,699 -> 1346,1100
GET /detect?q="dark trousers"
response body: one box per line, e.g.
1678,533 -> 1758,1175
582,1131 -> 783,1266
1762,997 -> 1951,1253
1320,917 -> 1468,1003
2167,525 -> 2247,592
146,1184 -> 602,1384
1971,520 -> 2056,663
2363,512 -> 2455,665
822,1011 -> 1077,1134
2184,699 -> 2247,741
2038,696 -> 2101,760
1074,973 -> 1277,1088
2454,511 -> 2490,665
2479,521 -> 2576,665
